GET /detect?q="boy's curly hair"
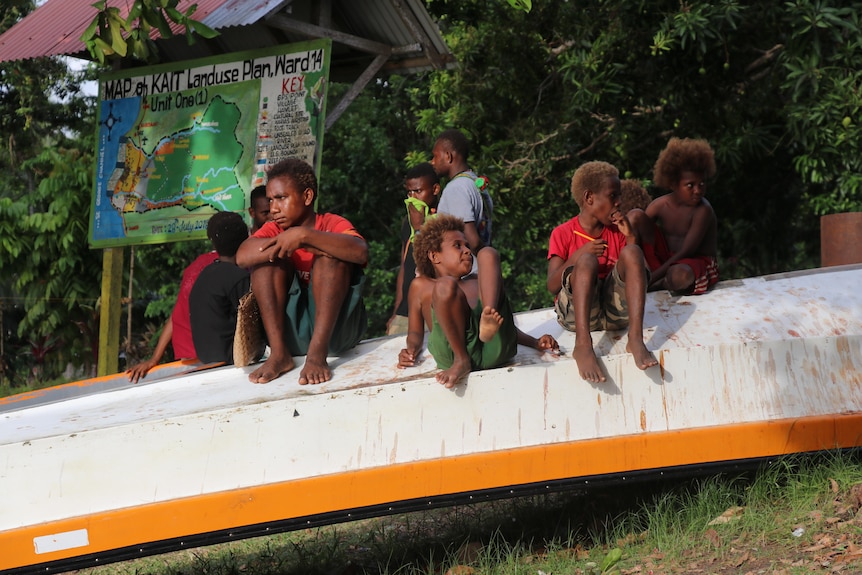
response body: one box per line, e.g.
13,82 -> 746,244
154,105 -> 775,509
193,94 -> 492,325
266,158 -> 318,202
207,211 -> 248,257
571,161 -> 619,208
413,214 -> 465,279
620,179 -> 652,213
653,137 -> 716,190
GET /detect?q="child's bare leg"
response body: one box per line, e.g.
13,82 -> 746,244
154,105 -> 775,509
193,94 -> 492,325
432,277 -> 472,388
618,246 -> 658,370
476,247 -> 503,310
302,256 -> 353,385
569,257 -> 605,383
666,264 -> 695,294
479,306 -> 503,342
248,263 -> 296,384
475,247 -> 505,342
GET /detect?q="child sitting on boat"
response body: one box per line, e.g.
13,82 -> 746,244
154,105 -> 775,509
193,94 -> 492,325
629,137 -> 719,294
236,158 -> 368,385
547,161 -> 656,383
398,214 -> 558,388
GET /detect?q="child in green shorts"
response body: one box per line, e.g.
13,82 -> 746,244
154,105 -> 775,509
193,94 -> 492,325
546,161 -> 657,384
398,214 -> 558,388
236,158 -> 368,385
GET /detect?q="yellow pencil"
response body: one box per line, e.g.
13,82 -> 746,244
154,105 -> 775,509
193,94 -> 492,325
573,229 -> 597,242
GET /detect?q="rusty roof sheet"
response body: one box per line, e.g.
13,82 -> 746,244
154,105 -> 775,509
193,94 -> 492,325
0,0 -> 454,80
0,0 -> 228,62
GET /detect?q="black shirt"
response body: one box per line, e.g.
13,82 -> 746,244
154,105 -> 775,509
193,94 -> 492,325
189,260 -> 251,364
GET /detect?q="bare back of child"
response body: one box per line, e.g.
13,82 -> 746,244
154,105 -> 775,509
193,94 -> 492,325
399,215 -> 558,388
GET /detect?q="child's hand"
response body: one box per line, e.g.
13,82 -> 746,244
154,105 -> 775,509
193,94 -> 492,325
536,334 -> 560,355
579,239 -> 607,258
406,202 -> 425,231
611,211 -> 633,237
398,348 -> 418,368
260,227 -> 304,260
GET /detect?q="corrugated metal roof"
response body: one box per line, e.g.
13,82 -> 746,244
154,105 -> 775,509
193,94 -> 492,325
0,0 -> 455,81
0,0 -> 228,62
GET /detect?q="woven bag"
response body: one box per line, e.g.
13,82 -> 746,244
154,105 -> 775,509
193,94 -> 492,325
233,290 -> 266,367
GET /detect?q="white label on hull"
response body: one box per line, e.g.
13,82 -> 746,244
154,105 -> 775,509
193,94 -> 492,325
33,529 -> 89,554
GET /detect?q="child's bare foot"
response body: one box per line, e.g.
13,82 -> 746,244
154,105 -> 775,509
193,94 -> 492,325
626,340 -> 658,370
573,344 -> 606,383
299,355 -> 331,385
436,357 -> 471,389
248,354 -> 295,384
479,306 -> 503,343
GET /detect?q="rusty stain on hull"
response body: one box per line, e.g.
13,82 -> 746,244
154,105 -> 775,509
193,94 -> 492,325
2,265 -> 862,573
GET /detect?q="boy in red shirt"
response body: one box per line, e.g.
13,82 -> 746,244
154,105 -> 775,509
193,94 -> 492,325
547,161 -> 656,383
236,159 -> 368,385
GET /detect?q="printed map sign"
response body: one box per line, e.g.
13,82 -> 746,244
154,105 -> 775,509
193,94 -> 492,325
89,39 -> 330,247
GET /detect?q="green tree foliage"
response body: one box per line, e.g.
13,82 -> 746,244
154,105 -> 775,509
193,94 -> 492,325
0,141 -> 104,384
405,0 -> 860,309
0,2 -> 103,386
81,0 -> 218,64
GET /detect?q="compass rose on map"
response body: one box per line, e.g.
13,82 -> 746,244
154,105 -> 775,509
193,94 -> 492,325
100,102 -> 123,142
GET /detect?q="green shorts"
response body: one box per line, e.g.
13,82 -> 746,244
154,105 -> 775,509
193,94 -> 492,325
284,268 -> 367,356
555,264 -> 644,332
427,293 -> 518,371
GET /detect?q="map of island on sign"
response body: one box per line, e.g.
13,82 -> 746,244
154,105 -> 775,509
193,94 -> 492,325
90,40 -> 330,247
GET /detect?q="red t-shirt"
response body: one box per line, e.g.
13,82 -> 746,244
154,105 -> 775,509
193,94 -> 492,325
547,216 -> 627,280
253,213 -> 363,285
171,251 -> 218,359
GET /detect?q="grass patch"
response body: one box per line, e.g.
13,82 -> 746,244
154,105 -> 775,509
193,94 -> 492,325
72,450 -> 862,575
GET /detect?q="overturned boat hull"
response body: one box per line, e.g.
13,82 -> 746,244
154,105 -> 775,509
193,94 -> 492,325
2,265 -> 861,573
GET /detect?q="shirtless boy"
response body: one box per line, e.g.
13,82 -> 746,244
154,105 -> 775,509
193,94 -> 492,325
236,158 -> 368,385
398,214 -> 558,388
631,137 -> 719,294
547,161 -> 657,383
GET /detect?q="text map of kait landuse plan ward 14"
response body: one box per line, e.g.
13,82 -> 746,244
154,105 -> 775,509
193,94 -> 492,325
90,41 -> 329,247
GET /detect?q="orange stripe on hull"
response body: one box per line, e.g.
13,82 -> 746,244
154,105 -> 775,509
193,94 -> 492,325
3,413 -> 861,572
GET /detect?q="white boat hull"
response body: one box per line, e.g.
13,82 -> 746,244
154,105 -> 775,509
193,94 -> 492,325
2,265 -> 861,573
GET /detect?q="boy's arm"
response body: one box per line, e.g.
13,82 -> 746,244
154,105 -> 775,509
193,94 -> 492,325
612,213 -> 638,246
547,239 -> 605,294
285,228 -> 369,265
398,279 -> 430,368
673,202 -> 716,259
462,221 -> 484,254
239,228 -> 368,267
547,255 -> 568,295
406,200 -> 427,233
126,317 -> 172,382
516,327 -> 559,353
236,236 -> 275,268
